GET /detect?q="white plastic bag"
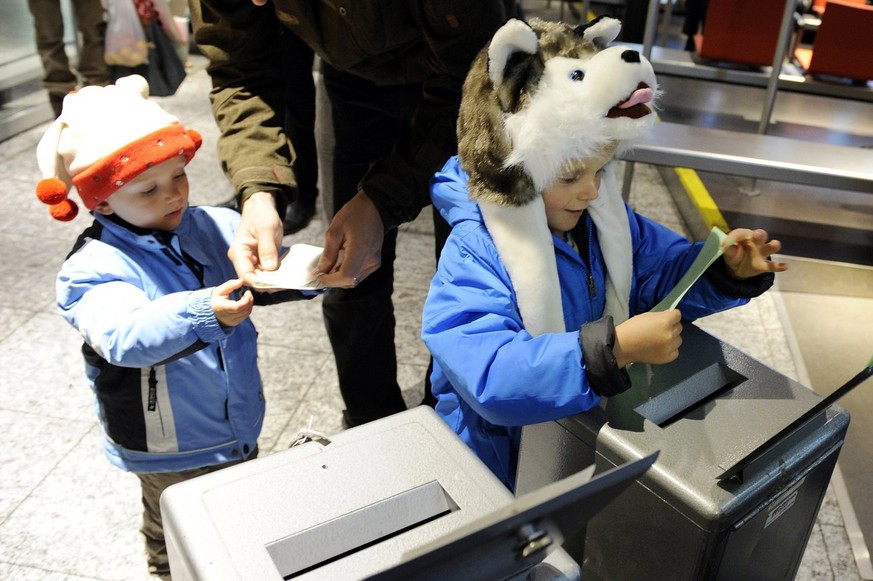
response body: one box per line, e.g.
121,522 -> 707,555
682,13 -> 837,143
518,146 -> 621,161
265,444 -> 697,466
104,0 -> 149,67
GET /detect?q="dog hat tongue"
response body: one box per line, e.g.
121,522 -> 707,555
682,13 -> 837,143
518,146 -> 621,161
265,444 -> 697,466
618,86 -> 653,109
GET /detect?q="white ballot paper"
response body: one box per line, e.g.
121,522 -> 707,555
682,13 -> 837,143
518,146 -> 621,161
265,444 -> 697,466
651,227 -> 734,312
250,244 -> 326,290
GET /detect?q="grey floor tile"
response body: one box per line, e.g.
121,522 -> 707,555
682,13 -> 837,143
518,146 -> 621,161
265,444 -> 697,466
257,345 -> 335,453
0,561 -> 107,581
0,426 -> 152,581
395,320 -> 430,365
0,312 -> 93,420
250,296 -> 333,354
0,305 -> 37,343
797,524 -> 835,580
821,523 -> 864,581
0,232 -> 78,312
394,230 -> 438,284
0,410 -> 91,522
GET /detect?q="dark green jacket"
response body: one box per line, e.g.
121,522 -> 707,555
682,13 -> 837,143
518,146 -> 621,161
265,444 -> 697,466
190,0 -> 512,229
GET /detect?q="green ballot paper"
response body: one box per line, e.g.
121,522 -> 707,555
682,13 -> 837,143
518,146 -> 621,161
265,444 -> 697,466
651,227 -> 734,312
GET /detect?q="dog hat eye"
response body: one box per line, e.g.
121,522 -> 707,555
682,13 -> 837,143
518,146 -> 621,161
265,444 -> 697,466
569,69 -> 585,81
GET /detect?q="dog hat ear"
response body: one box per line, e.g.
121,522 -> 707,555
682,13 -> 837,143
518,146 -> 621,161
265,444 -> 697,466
574,14 -> 621,49
487,18 -> 545,114
488,18 -> 539,87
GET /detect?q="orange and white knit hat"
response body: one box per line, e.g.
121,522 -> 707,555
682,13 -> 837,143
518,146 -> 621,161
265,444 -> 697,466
35,75 -> 202,221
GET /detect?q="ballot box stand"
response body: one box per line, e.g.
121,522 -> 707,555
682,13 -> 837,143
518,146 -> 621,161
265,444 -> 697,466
516,324 -> 850,581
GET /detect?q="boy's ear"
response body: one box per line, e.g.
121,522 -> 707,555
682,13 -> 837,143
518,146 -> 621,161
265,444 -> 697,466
93,200 -> 114,216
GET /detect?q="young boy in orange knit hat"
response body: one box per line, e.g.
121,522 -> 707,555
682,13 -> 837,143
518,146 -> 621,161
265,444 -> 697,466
35,75 -> 310,579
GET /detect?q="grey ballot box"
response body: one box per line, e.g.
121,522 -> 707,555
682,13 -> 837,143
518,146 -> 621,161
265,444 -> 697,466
161,406 -> 595,581
516,323 -> 850,581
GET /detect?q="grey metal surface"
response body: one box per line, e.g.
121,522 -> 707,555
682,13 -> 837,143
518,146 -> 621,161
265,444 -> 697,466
516,323 -> 851,580
161,406 -> 581,581
619,121 -> 873,192
635,43 -> 873,104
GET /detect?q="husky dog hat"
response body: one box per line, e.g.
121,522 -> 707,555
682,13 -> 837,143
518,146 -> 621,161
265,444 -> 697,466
458,16 -> 658,336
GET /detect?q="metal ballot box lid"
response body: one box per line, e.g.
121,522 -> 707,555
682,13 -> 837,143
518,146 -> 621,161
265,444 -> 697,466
161,406 -> 654,581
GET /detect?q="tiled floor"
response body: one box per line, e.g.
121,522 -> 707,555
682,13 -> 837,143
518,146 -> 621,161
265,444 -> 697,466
0,29 -> 864,581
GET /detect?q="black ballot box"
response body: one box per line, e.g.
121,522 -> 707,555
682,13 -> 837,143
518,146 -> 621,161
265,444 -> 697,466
516,323 -> 850,581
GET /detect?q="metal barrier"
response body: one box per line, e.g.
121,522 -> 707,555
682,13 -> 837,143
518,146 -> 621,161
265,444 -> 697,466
618,121 -> 873,200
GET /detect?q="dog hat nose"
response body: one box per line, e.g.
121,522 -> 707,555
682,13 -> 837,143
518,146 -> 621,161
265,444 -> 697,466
621,49 -> 641,63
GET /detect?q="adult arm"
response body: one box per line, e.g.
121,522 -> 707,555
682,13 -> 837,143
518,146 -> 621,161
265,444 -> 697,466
316,2 -> 512,286
190,0 -> 294,277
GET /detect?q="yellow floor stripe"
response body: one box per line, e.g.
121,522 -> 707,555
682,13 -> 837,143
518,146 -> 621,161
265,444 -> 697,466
674,167 -> 731,233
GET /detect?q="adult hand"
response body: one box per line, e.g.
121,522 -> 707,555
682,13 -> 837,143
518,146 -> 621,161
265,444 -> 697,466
613,309 -> 683,368
315,190 -> 384,289
721,228 -> 789,280
228,191 -> 283,285
212,279 -> 254,327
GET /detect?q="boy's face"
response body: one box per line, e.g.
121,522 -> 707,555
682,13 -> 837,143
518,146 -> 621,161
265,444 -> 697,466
542,149 -> 614,236
95,157 -> 189,231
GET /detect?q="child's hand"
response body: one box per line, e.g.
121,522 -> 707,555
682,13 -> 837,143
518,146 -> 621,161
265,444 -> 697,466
613,309 -> 683,368
721,228 -> 788,280
212,279 -> 254,327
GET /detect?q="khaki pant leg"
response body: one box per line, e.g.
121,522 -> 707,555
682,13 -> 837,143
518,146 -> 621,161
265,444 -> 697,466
135,447 -> 259,579
26,0 -> 76,113
71,0 -> 109,85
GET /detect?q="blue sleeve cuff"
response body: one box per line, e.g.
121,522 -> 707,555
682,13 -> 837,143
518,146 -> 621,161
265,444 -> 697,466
187,287 -> 226,343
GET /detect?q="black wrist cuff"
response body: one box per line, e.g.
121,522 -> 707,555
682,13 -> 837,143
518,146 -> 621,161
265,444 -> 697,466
707,257 -> 774,298
580,315 -> 632,397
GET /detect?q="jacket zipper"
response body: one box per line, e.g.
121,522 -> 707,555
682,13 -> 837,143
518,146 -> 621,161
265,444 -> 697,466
584,216 -> 597,299
158,234 -> 205,288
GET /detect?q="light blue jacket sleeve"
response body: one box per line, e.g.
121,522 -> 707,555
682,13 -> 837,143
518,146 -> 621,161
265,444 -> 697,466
57,248 -> 225,368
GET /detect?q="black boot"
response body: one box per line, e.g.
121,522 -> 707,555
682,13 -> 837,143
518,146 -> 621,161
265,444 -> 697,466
283,191 -> 317,235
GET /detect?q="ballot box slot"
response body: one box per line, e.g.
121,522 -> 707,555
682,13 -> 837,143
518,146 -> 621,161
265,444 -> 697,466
634,362 -> 747,428
266,480 -> 459,579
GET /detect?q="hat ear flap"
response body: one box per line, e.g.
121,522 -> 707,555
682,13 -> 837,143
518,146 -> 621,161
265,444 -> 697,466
573,15 -> 621,49
35,118 -> 78,221
186,128 -> 202,151
487,19 -> 544,113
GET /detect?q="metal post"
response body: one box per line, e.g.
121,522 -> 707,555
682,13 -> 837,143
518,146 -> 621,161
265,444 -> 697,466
659,0 -> 674,47
757,0 -> 796,135
641,0 -> 661,61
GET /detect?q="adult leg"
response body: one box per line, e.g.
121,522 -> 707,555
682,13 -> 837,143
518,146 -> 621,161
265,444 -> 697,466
320,63 -> 421,427
26,0 -> 76,116
71,0 -> 109,86
281,31 -> 319,234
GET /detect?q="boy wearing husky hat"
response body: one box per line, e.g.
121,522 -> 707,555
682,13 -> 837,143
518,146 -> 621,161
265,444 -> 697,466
36,75 -> 296,578
422,17 -> 788,490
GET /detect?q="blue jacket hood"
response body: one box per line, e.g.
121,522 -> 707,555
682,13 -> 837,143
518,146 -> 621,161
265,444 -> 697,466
431,156 -> 482,229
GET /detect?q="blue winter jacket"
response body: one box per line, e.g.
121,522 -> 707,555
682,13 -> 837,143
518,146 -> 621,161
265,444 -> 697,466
423,156 -> 756,489
57,207 -> 263,473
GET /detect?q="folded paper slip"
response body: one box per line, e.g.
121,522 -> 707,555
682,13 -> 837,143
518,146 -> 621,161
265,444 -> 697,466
651,227 -> 732,313
250,244 -> 326,290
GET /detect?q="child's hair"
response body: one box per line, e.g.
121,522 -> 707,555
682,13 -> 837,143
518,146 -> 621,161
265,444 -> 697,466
34,75 -> 201,221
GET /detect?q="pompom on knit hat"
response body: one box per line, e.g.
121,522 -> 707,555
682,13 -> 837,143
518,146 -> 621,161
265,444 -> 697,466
35,75 -> 202,221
